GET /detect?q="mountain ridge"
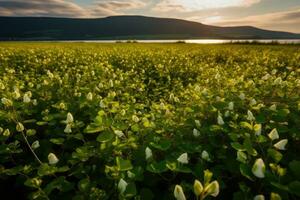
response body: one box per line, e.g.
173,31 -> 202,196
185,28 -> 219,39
1,15 -> 299,40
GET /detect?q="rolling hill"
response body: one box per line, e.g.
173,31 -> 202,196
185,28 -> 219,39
1,15 -> 300,40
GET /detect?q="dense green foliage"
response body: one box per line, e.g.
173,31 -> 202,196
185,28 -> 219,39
0,43 -> 300,200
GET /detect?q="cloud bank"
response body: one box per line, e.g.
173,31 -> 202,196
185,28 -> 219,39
0,0 -> 147,17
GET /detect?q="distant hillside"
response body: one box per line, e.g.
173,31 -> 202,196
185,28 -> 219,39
1,15 -> 300,40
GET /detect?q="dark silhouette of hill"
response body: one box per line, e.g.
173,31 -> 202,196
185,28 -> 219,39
1,15 -> 299,40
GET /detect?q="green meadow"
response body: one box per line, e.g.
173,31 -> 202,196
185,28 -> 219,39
0,43 -> 300,199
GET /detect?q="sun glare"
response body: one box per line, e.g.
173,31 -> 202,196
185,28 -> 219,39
175,0 -> 258,10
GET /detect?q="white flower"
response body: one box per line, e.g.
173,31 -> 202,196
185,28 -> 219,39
47,70 -> 54,79
274,139 -> 288,150
225,110 -> 230,117
193,128 -> 200,137
16,122 -> 24,132
254,124 -> 262,136
252,158 -> 265,178
118,178 -> 128,194
1,97 -> 13,106
247,110 -> 255,121
31,140 -> 40,149
204,181 -> 220,197
145,147 -> 153,160
253,195 -> 265,200
114,130 -> 124,138
109,80 -> 114,88
239,93 -> 245,100
48,153 -> 59,165
86,92 -> 93,101
64,124 -> 72,133
3,129 -> 10,137
13,88 -> 21,99
195,120 -> 201,127
32,99 -> 38,106
269,104 -> 277,111
228,102 -> 234,110
201,150 -> 210,161
177,153 -> 188,164
274,77 -> 282,85
23,93 -> 31,103
174,185 -> 186,200
193,180 -> 203,196
99,100 -> 106,108
132,115 -> 140,123
268,128 -> 279,141
217,115 -> 224,125
66,112 -> 74,123
250,99 -> 257,106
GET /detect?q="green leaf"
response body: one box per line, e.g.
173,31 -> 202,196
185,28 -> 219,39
96,131 -> 114,143
38,164 -> 57,176
124,182 -> 137,198
78,178 -> 90,191
50,138 -> 65,145
289,181 -> 300,197
237,151 -> 247,163
140,188 -> 154,200
116,157 -> 133,171
146,161 -> 168,173
231,142 -> 246,151
44,177 -> 74,195
84,124 -> 104,134
268,149 -> 283,163
240,163 -> 254,181
24,178 -> 42,188
243,137 -> 257,156
289,160 -> 300,179
166,162 -> 192,173
150,139 -> 171,151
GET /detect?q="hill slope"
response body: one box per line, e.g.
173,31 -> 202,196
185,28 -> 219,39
1,15 -> 299,40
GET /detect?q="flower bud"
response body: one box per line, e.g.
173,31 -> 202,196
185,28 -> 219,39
201,150 -> 210,161
193,128 -> 200,137
16,122 -> 24,132
86,92 -> 93,101
66,112 -> 74,123
217,115 -> 224,125
268,129 -> 279,140
64,124 -> 72,133
118,178 -> 128,194
174,185 -> 186,200
204,181 -> 219,197
114,130 -> 124,138
254,195 -> 265,200
193,180 -> 203,196
31,140 -> 40,149
1,97 -> 13,107
177,153 -> 188,164
48,153 -> 59,165
145,147 -> 152,160
274,139 -> 288,150
252,158 -> 265,178
228,102 -> 234,110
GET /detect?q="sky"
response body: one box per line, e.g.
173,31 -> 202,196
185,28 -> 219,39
0,0 -> 299,33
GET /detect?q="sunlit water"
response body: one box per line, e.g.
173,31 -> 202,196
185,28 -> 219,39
62,39 -> 300,44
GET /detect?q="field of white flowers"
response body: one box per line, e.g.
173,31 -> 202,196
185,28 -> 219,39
0,43 -> 300,199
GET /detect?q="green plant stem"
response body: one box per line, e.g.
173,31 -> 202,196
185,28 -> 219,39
21,130 -> 43,165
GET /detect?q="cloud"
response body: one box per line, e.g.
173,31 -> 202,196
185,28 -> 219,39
213,8 -> 300,33
0,0 -> 88,17
153,0 -> 260,12
91,0 -> 146,16
0,0 -> 147,18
